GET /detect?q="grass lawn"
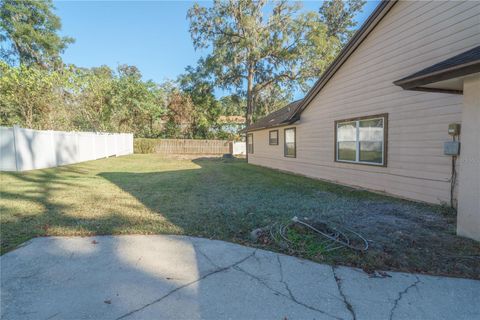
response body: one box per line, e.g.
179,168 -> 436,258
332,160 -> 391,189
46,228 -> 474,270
1,154 -> 479,278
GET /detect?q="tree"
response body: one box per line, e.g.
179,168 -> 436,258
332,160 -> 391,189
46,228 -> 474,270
164,89 -> 194,138
71,65 -> 115,132
178,66 -> 222,138
108,65 -> 167,137
0,0 -> 74,67
319,0 -> 366,44
219,95 -> 245,116
0,61 -> 70,129
188,0 -> 340,125
253,83 -> 292,119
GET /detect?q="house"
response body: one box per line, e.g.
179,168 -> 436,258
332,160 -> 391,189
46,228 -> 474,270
218,115 -> 246,135
245,0 -> 480,241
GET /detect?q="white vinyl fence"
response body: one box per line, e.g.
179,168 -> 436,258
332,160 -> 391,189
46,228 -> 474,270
231,141 -> 246,156
0,126 -> 133,172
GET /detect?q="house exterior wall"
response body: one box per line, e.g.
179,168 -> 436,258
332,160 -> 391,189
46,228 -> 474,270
457,75 -> 480,240
248,0 -> 480,204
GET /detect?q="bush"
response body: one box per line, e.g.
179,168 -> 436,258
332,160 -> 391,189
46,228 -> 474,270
134,138 -> 157,154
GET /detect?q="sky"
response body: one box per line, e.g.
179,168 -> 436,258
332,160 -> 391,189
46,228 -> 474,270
55,0 -> 380,97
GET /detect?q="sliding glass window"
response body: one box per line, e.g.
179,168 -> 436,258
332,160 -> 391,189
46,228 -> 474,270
284,128 -> 296,158
335,114 -> 386,166
247,133 -> 254,154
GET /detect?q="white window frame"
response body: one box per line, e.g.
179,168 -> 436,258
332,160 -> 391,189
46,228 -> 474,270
335,115 -> 386,166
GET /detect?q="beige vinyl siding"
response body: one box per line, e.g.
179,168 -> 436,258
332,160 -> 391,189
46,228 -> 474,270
248,0 -> 479,204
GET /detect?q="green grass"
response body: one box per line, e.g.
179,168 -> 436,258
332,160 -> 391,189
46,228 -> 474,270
1,155 -> 479,278
284,227 -> 332,259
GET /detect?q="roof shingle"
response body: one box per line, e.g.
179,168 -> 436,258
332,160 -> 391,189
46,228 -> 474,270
394,45 -> 480,90
245,100 -> 302,132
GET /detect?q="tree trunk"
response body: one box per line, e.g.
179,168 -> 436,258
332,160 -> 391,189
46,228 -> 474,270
246,67 -> 254,126
245,66 -> 255,161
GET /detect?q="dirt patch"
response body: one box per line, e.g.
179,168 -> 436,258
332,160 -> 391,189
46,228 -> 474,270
258,199 -> 480,279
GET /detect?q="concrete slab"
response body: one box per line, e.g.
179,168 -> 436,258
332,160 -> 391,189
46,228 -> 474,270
1,235 -> 479,320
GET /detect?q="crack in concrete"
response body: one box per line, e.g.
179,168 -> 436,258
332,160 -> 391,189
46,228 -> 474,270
276,255 -> 296,301
251,250 -> 262,264
235,262 -> 342,320
45,311 -> 60,319
389,275 -> 421,320
332,266 -> 356,320
276,255 -> 342,302
115,250 -> 256,320
193,245 -> 220,269
134,256 -> 142,267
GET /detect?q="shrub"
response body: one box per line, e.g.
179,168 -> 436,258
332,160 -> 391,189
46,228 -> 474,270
134,138 -> 157,154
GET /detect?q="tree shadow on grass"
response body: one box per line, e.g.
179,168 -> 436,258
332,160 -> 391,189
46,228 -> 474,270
97,158 -> 358,243
2,157 -> 479,279
1,159 -> 336,319
0,164 -> 176,254
1,157 -> 367,255
98,158 -> 480,279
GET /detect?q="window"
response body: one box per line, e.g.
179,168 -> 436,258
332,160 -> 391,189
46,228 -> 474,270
247,133 -> 254,154
284,128 -> 296,158
269,130 -> 279,145
335,114 -> 387,166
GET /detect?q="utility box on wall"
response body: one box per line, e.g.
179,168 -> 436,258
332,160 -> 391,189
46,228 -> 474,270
448,123 -> 461,136
444,141 -> 460,156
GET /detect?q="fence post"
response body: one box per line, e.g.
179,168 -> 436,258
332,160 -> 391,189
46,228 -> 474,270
92,133 -> 96,160
115,134 -> 118,157
104,134 -> 108,158
75,132 -> 79,162
12,125 -> 19,171
51,130 -> 58,167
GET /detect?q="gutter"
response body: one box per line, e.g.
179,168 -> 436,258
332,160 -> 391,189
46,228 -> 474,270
244,115 -> 301,133
393,60 -> 480,90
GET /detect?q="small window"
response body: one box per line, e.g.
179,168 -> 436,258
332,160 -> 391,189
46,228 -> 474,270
247,133 -> 254,154
269,130 -> 279,145
284,128 -> 296,158
335,114 -> 387,166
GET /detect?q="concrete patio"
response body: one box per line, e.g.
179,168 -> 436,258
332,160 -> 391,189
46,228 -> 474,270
1,235 -> 479,320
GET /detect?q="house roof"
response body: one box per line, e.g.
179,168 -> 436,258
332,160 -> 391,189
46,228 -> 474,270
393,45 -> 480,93
218,116 -> 246,124
286,0 -> 397,122
244,100 -> 302,132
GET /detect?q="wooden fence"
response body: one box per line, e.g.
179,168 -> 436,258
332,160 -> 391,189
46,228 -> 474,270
134,138 -> 236,155
156,139 -> 230,154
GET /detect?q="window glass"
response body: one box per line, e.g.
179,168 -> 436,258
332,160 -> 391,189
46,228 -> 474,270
284,128 -> 296,157
338,142 -> 356,161
247,133 -> 253,154
337,122 -> 356,141
337,122 -> 356,161
269,130 -> 278,145
336,116 -> 385,165
359,118 -> 383,163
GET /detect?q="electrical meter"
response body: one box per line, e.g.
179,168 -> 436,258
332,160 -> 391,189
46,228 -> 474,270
448,123 -> 460,136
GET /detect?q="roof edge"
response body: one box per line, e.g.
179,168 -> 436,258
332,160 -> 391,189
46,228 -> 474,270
243,99 -> 303,133
393,60 -> 480,89
244,113 -> 300,132
288,0 -> 397,121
